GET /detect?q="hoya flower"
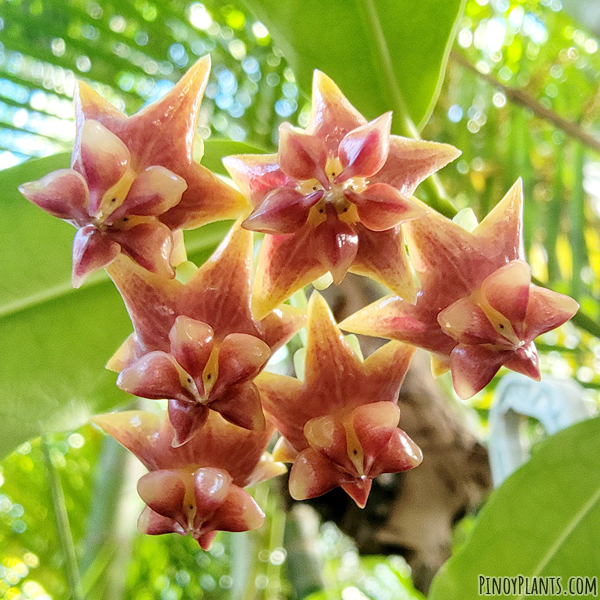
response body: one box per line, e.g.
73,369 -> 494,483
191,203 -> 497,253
20,121 -> 187,286
94,410 -> 286,549
438,259 -> 578,397
73,55 -> 247,231
224,71 -> 460,319
20,56 -> 247,287
255,292 -> 422,508
106,224 -> 306,445
341,180 -> 579,398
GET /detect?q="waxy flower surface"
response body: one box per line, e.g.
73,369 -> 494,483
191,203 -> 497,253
20,120 -> 188,286
224,71 -> 460,318
255,292 -> 422,508
341,180 -> 579,398
106,224 -> 305,445
94,410 -> 285,549
73,55 -> 247,231
19,56 -> 247,286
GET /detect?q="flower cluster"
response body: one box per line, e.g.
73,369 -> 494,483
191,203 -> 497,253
19,56 -> 578,548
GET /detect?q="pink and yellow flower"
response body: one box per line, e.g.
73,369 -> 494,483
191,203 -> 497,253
106,224 -> 305,445
256,292 -> 421,508
224,71 -> 460,318
94,410 -> 285,549
19,56 -> 247,286
20,121 -> 187,286
341,180 -> 579,398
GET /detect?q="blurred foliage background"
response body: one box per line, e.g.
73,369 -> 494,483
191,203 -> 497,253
1,0 -> 600,598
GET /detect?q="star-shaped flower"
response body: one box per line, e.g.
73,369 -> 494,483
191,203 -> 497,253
19,56 -> 248,286
255,292 -> 421,508
93,410 -> 285,549
19,120 -> 188,286
224,71 -> 460,319
341,180 -> 579,398
106,223 -> 305,445
74,55 -> 247,231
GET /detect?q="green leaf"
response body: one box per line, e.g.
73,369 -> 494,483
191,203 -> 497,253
201,139 -> 267,176
429,417 -> 600,600
0,155 -> 130,459
241,0 -> 465,131
0,151 -> 235,458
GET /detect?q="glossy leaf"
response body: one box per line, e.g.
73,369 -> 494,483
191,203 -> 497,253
429,417 -> 600,599
241,0 -> 465,130
0,146 -> 238,458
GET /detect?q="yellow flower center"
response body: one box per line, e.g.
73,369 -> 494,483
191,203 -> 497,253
93,166 -> 137,227
296,157 -> 365,225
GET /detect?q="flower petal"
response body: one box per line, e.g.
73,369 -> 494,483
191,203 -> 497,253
182,412 -> 277,488
370,136 -> 461,197
504,342 -> 541,381
72,225 -> 120,288
109,220 -> 175,278
196,531 -> 219,551
403,205 -> 493,302
254,372 -> 307,451
351,402 -> 400,474
18,169 -> 89,224
244,453 -> 288,487
116,351 -> 197,404
93,410 -> 162,471
304,414 -> 348,468
105,254 -> 183,356
252,225 -> 330,320
303,292 -> 364,394
305,71 -> 366,150
167,400 -> 210,447
314,206 -> 358,284
201,483 -> 265,535
272,436 -> 299,463
210,333 -> 271,399
168,316 -> 214,396
208,383 -> 266,431
258,304 -> 307,353
222,154 -> 287,205
341,479 -> 373,509
243,187 -> 322,234
278,123 -> 328,186
138,505 -> 184,536
473,179 -> 526,264
347,184 -> 424,231
524,286 -> 579,341
361,341 -> 415,399
368,428 -> 423,477
106,333 -> 137,372
481,260 -> 531,332
337,112 -> 391,181
288,448 -> 348,500
340,294 -> 455,355
351,225 -> 416,301
438,297 -> 504,346
450,344 -> 512,399
72,120 -> 131,216
193,467 -> 233,515
111,165 -> 187,220
137,469 -> 188,526
182,223 -> 258,336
